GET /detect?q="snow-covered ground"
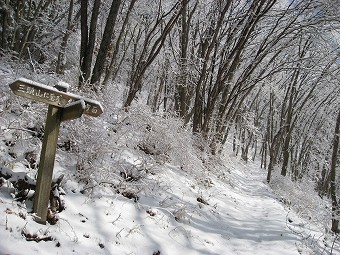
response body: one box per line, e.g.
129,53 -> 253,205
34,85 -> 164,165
0,65 -> 339,255
1,153 -> 337,255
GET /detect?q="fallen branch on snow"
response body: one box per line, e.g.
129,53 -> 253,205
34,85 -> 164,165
21,228 -> 53,242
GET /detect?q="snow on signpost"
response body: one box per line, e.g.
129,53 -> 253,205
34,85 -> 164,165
9,78 -> 103,224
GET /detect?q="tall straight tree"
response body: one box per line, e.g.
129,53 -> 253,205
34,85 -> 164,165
192,0 -> 232,134
79,0 -> 122,89
174,0 -> 198,118
56,0 -> 81,74
79,0 -> 101,84
102,0 -> 137,86
330,110 -> 340,233
91,0 -> 122,86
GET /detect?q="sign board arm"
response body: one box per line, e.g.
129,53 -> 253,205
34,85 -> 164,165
9,78 -> 103,117
61,100 -> 85,122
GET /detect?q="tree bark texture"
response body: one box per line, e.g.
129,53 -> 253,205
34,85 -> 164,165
91,0 -> 122,86
330,110 -> 340,233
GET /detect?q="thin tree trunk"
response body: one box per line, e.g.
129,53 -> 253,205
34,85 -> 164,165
192,1 -> 232,133
1,0 -> 10,49
124,2 -> 182,107
330,110 -> 340,233
79,0 -> 101,84
79,0 -> 89,82
175,0 -> 197,118
56,0 -> 75,74
83,0 -> 101,82
267,130 -> 282,183
103,0 -> 137,86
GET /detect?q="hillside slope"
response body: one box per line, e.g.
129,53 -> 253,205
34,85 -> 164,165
0,65 -> 339,255
0,151 -> 333,255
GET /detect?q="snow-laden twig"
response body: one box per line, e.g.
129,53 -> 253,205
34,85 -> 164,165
330,234 -> 339,255
58,217 -> 78,243
110,213 -> 121,225
116,228 -> 124,239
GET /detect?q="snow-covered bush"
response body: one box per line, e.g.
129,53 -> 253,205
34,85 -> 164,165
62,104 -> 205,196
116,105 -> 201,168
270,171 -> 330,225
0,92 -> 46,175
269,170 -> 335,251
268,170 -> 340,253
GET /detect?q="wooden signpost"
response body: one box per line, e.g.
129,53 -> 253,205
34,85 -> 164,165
9,78 -> 103,224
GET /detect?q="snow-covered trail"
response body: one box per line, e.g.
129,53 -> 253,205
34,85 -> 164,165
130,156 -> 306,255
208,162 -> 302,255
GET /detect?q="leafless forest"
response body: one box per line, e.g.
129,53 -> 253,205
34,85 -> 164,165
0,0 -> 339,233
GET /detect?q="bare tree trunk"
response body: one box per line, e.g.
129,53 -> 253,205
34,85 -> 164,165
79,0 -> 102,85
13,0 -> 24,52
330,110 -> 340,233
175,0 -> 197,118
0,0 -> 10,49
91,0 -> 122,87
280,83 -> 295,176
192,1 -> 232,134
204,0 -> 278,152
260,139 -> 266,168
18,0 -> 53,59
124,1 -> 182,107
148,58 -> 170,112
56,0 -> 76,74
83,0 -> 101,82
79,0 -> 89,76
103,0 -> 137,86
267,131 -> 281,183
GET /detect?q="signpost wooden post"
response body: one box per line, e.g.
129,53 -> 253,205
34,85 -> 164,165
9,78 -> 103,224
